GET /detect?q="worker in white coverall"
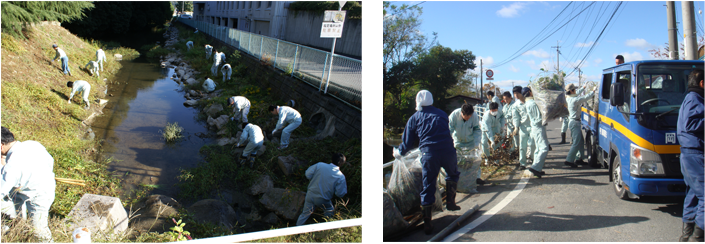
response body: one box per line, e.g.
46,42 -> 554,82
221,64 -> 232,81
211,50 -> 222,76
502,91 -> 518,153
67,80 -> 91,110
564,83 -> 596,168
205,44 -> 213,59
1,127 -> 56,242
481,102 -> 502,165
85,61 -> 99,77
217,51 -> 226,62
448,103 -> 486,185
227,96 -> 250,123
95,49 -> 106,72
236,122 -> 264,168
202,77 -> 216,92
512,86 -> 535,169
51,44 -> 71,76
523,87 -> 550,178
297,153 -> 347,226
186,41 -> 194,50
269,105 -> 302,150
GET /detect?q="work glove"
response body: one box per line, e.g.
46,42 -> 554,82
68,100 -> 71,104
231,117 -> 235,121
512,127 -> 519,137
271,129 -> 277,135
393,147 -> 402,159
490,141 -> 495,148
236,143 -> 241,148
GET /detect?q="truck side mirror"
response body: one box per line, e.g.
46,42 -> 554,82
610,83 -> 624,107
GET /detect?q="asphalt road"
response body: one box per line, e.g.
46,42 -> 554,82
396,120 -> 685,242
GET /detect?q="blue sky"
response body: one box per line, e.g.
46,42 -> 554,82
391,1 -> 705,92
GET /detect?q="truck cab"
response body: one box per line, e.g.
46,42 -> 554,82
581,60 -> 702,199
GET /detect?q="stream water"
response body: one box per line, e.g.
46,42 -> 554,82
91,57 -> 213,198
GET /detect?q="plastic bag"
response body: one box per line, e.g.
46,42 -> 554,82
530,81 -> 569,124
383,188 -> 409,237
387,152 -> 419,216
404,149 -> 443,212
582,81 -> 598,111
456,148 -> 481,193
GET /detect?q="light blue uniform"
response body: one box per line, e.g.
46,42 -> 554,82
565,89 -> 594,163
297,162 -> 347,226
205,44 -> 213,59
526,97 -> 550,172
221,64 -> 232,81
481,109 -> 502,157
52,48 -> 70,74
487,96 -> 504,125
69,80 -> 91,107
513,100 -> 534,166
202,78 -> 216,92
448,108 -> 481,149
274,106 -> 302,147
1,141 -> 56,242
561,87 -> 584,134
95,49 -> 106,71
503,100 -> 517,151
238,124 -> 264,157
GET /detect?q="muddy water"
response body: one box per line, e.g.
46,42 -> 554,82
92,58 -> 212,198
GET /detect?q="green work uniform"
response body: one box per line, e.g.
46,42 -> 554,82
565,89 -> 594,163
526,97 -> 550,172
503,100 -> 517,151
448,108 -> 481,149
481,109 -> 501,157
513,99 -> 534,166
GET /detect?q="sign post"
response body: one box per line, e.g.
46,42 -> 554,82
320,2 -> 346,93
486,69 -> 494,81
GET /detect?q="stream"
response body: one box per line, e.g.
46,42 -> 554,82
91,57 -> 213,199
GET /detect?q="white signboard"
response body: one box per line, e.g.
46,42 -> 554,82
321,11 -> 346,38
324,10 -> 346,22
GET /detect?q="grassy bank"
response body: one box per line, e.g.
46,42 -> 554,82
0,24 -> 175,242
169,23 -> 362,241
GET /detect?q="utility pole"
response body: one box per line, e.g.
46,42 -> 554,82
578,68 -> 582,86
681,1 -> 698,60
667,2 -> 679,60
552,41 -> 561,84
480,59 -> 483,102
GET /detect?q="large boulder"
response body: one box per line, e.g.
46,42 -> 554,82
177,69 -> 185,77
247,175 -> 273,195
184,100 -> 198,107
207,115 -> 230,130
185,78 -> 198,85
67,194 -> 129,234
216,137 -> 237,146
262,213 -> 280,225
259,188 -> 306,221
277,155 -> 308,176
188,199 -> 237,229
205,103 -> 224,117
129,195 -> 181,232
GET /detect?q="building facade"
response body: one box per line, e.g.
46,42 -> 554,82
193,1 -> 292,39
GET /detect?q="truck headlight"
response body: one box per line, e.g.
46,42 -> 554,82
630,144 -> 665,176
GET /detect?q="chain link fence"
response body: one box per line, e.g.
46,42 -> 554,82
178,18 -> 361,109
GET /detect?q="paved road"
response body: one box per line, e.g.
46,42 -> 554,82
396,120 -> 685,242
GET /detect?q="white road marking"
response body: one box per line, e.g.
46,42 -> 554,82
443,176 -> 531,242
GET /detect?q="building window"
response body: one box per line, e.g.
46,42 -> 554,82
267,1 -> 272,8
257,1 -> 261,9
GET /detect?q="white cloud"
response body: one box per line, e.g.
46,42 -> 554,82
491,80 -> 529,92
617,52 -> 645,62
525,60 -> 550,71
522,49 -> 550,59
625,38 -> 656,50
497,2 -> 530,18
510,65 -> 519,72
575,41 -> 595,48
473,56 -> 494,72
594,58 -> 603,65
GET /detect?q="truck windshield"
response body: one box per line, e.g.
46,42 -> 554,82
636,64 -> 698,128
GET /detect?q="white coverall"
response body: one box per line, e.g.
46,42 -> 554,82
565,89 -> 594,163
229,96 -> 250,123
526,97 -> 550,172
1,141 -> 56,242
202,78 -> 216,92
481,109 -> 502,157
238,124 -> 264,158
186,41 -> 194,50
448,108 -> 483,179
273,106 -> 302,148
221,64 -> 232,81
296,162 -> 347,226
95,49 -> 106,71
69,80 -> 91,108
211,52 -> 222,76
205,45 -> 213,59
85,61 -> 99,77
513,99 -> 535,166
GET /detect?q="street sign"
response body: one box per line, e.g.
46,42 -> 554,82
486,69 -> 494,78
321,10 -> 346,38
486,78 -> 494,80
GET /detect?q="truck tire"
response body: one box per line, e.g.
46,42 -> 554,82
611,157 -> 631,199
585,133 -> 599,167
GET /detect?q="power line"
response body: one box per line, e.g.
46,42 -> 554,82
566,2 -> 623,78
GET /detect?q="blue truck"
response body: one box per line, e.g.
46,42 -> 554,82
581,60 -> 703,199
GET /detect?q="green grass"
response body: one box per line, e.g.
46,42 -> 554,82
161,122 -> 184,142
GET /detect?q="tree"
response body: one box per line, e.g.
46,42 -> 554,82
383,1 -> 437,71
63,2 -> 173,40
447,71 -> 479,98
1,1 -> 94,39
175,1 -> 193,12
415,45 -> 477,109
648,36 -> 705,60
481,83 -> 501,99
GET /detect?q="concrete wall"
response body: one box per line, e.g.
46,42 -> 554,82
284,11 -> 361,59
202,26 -> 361,140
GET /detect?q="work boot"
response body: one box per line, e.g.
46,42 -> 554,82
422,205 -> 434,235
564,161 -> 578,168
560,132 -> 566,144
248,156 -> 256,168
446,181 -> 461,211
528,168 -> 542,178
549,145 -> 553,151
689,225 -> 704,242
238,156 -> 247,165
476,178 -> 486,185
680,222 -> 695,242
575,159 -> 588,166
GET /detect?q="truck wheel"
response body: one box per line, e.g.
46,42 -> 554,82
586,134 -> 598,167
611,157 -> 631,199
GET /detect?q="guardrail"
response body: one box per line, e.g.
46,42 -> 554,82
178,18 -> 361,110
182,218 -> 362,243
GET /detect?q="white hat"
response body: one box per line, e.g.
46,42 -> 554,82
416,90 -> 433,111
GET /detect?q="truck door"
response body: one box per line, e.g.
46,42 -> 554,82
597,72 -> 613,152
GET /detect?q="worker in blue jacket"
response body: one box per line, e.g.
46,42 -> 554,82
393,90 -> 460,235
677,69 -> 704,242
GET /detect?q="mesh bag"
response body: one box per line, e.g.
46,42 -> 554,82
456,148 -> 481,193
582,81 -> 598,111
383,188 -> 409,237
387,152 -> 419,216
530,79 -> 569,124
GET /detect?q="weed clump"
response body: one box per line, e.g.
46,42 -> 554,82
161,122 -> 184,143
